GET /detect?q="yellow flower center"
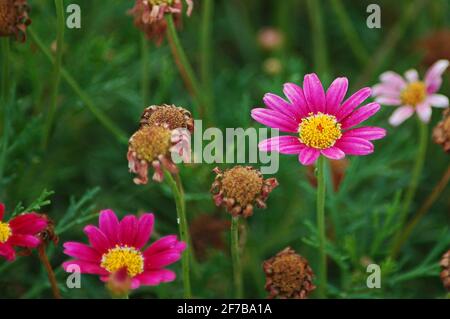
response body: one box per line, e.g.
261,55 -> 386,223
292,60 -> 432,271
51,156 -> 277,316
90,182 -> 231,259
299,112 -> 342,149
148,0 -> 173,5
0,222 -> 11,243
129,126 -> 172,162
401,81 -> 426,106
101,246 -> 144,277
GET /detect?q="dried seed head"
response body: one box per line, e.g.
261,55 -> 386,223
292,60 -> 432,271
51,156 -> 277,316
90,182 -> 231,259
37,214 -> 58,246
263,247 -> 315,299
432,108 -> 450,153
211,166 -> 278,218
440,250 -> 450,291
140,104 -> 194,132
128,0 -> 193,45
127,124 -> 179,184
189,214 -> 230,261
0,0 -> 31,42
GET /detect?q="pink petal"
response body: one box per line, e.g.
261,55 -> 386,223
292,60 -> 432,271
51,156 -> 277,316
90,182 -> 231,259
372,84 -> 401,98
62,260 -> 108,275
336,87 -> 372,121
427,94 -> 449,108
63,242 -> 101,262
258,136 -> 304,154
84,225 -> 110,253
144,235 -> 180,256
375,96 -> 402,106
99,209 -> 120,246
7,234 -> 40,248
321,147 -> 345,160
298,147 -> 320,166
425,59 -> 449,94
251,108 -> 299,133
134,213 -> 154,249
0,203 -> 4,220
343,127 -> 386,141
8,213 -> 47,235
283,83 -> 310,117
416,103 -> 432,123
341,102 -> 380,129
0,243 -> 15,261
145,251 -> 182,269
326,77 -> 348,115
388,105 -> 414,126
379,71 -> 406,89
303,73 -> 326,113
404,69 -> 419,83
134,269 -> 176,286
335,137 -> 374,155
118,215 -> 138,247
263,93 -> 299,120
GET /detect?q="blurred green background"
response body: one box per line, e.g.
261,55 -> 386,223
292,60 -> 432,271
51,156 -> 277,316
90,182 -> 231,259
0,0 -> 449,298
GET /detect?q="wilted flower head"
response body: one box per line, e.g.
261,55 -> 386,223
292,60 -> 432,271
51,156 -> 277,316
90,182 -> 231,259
190,214 -> 230,261
211,166 -> 278,218
263,247 -> 315,299
440,249 -> 450,291
433,108 -> 450,153
140,104 -> 194,133
0,203 -> 48,261
258,27 -> 284,51
128,0 -> 193,45
0,0 -> 31,42
63,209 -> 186,291
252,73 -> 386,166
373,59 -> 449,126
419,29 -> 450,67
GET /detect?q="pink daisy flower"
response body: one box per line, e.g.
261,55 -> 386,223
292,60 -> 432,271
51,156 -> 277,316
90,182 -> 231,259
373,59 -> 449,126
251,73 -> 386,166
0,203 -> 48,261
62,209 -> 186,290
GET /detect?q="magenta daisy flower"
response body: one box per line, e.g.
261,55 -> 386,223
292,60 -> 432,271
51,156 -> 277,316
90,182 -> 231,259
62,209 -> 186,290
373,59 -> 449,126
251,73 -> 386,166
0,203 -> 48,261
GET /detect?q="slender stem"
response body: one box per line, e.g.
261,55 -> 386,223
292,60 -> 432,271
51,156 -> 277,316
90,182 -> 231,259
393,165 -> 450,257
37,245 -> 62,299
231,216 -> 243,298
165,15 -> 205,120
0,38 -> 10,187
306,0 -> 329,77
28,28 -> 128,145
140,34 -> 150,105
42,0 -> 65,149
316,156 -> 327,298
200,0 -> 214,123
390,119 -> 428,258
329,0 -> 370,66
164,171 -> 192,299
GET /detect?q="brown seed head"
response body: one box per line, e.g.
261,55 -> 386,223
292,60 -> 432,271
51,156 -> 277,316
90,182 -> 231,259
0,0 -> 31,42
440,249 -> 450,291
140,104 -> 194,132
263,247 -> 315,299
221,166 -> 263,207
129,125 -> 172,162
433,108 -> 450,153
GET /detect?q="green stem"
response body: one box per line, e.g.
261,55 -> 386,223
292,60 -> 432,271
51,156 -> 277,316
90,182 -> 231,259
306,0 -> 329,77
329,0 -> 370,66
28,28 -> 128,145
0,38 -> 10,187
164,171 -> 192,299
140,34 -> 149,105
316,156 -> 327,298
165,15 -> 205,120
231,216 -> 243,298
42,0 -> 65,149
390,119 -> 428,258
200,0 -> 214,124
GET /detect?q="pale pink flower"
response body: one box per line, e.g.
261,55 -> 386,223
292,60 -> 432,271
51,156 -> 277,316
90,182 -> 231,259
251,73 -> 386,166
373,59 -> 449,126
